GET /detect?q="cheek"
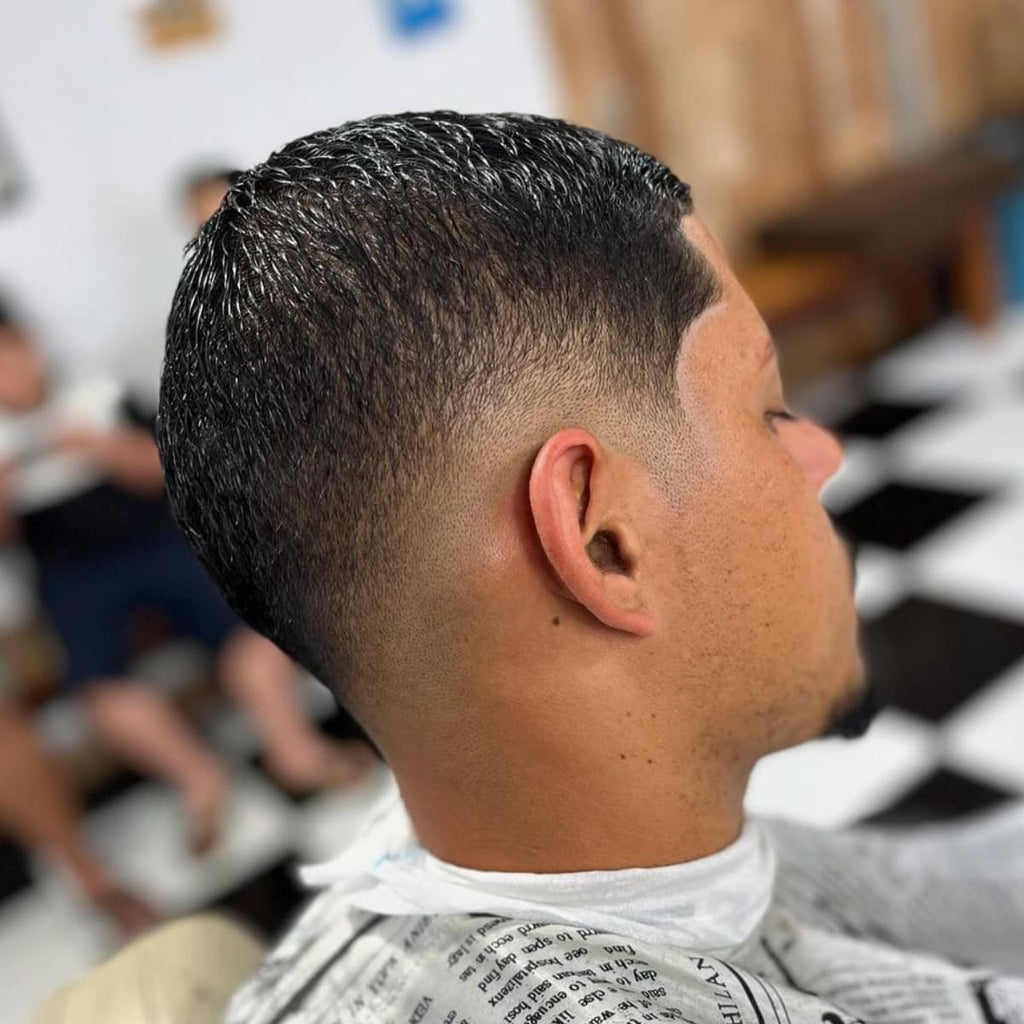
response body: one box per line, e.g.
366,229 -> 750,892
671,430 -> 847,646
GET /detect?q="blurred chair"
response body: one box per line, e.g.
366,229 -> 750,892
758,132 -> 1024,333
735,250 -> 883,387
33,913 -> 265,1024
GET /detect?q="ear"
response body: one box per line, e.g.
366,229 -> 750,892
529,428 -> 658,637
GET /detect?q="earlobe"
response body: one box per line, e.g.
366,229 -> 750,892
529,429 -> 658,638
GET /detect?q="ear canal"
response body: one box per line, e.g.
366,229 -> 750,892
586,530 -> 631,575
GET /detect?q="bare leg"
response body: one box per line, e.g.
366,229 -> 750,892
81,682 -> 229,854
0,699 -> 158,936
217,629 -> 374,791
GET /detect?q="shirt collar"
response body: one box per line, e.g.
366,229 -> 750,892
302,777 -> 776,957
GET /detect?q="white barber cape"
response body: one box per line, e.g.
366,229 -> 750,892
227,776 -> 1024,1024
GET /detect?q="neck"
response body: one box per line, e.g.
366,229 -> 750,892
384,676 -> 753,873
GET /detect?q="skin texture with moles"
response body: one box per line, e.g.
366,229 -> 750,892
383,216 -> 863,874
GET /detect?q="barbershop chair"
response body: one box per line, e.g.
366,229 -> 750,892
33,913 -> 265,1024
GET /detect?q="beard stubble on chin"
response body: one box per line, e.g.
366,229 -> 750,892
823,674 -> 881,740
819,530 -> 883,741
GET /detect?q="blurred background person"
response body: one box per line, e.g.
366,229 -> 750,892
0,697 -> 158,938
0,296 -> 374,856
179,165 -> 239,234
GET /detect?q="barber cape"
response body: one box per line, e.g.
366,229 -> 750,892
227,776 -> 1024,1024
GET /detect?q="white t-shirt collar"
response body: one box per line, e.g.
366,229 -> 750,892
302,777 -> 776,958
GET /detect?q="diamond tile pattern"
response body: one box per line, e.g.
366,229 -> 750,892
861,597 -> 1024,721
833,482 -> 989,551
834,400 -> 937,439
861,768 -> 1014,827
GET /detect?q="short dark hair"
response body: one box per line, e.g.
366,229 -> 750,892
158,112 -> 719,703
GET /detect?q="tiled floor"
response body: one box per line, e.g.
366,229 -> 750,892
0,702 -> 393,1023
5,309 -> 1024,1020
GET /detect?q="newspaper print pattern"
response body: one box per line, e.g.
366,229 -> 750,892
227,806 -> 1024,1024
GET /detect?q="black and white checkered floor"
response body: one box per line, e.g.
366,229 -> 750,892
5,310 -> 1024,1020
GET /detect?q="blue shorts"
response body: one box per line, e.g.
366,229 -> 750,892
38,529 -> 240,690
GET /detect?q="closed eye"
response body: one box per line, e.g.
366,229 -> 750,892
765,408 -> 798,432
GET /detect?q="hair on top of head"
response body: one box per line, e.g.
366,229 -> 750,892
158,111 -> 720,710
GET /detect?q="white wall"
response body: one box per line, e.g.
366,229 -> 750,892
0,0 -> 556,395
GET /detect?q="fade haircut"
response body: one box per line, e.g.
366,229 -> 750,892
158,111 -> 719,706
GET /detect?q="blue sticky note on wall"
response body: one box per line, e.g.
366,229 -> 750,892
385,0 -> 454,37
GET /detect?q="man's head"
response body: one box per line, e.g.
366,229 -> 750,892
179,166 -> 239,233
159,112 -> 865,797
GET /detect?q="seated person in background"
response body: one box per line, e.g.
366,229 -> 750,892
158,113 -> 1024,1023
0,297 -> 374,855
178,164 -> 239,234
0,695 -> 158,937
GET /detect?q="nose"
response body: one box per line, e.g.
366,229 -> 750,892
788,418 -> 843,494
